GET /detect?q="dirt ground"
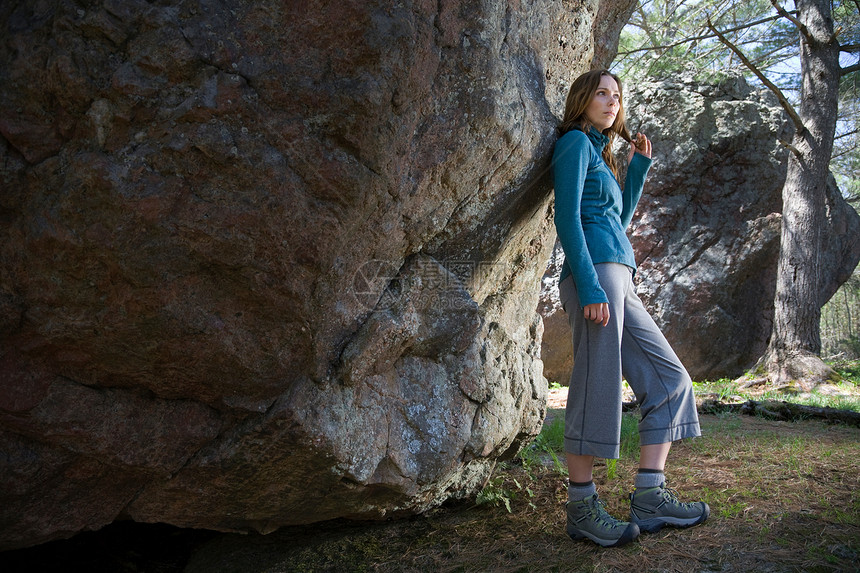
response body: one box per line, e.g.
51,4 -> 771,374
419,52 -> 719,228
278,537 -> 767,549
2,405 -> 858,573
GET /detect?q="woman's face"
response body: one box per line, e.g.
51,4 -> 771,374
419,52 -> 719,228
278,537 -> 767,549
584,75 -> 621,131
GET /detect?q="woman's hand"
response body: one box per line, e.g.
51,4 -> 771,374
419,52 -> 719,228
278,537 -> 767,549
628,132 -> 651,161
583,303 -> 610,326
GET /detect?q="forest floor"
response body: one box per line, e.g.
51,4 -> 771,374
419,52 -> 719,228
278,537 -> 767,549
3,399 -> 859,573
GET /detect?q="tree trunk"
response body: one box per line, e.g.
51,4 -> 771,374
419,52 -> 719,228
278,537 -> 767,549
758,0 -> 842,388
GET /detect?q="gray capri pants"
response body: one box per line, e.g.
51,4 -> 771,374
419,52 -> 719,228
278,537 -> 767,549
559,263 -> 701,459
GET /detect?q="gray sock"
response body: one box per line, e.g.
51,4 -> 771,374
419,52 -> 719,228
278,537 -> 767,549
635,469 -> 665,489
568,480 -> 596,502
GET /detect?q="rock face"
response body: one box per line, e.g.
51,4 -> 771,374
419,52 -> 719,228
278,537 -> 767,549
537,244 -> 573,384
540,73 -> 859,383
0,0 -> 638,550
626,75 -> 789,379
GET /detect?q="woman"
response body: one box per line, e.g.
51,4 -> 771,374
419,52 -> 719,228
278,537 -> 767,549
552,70 -> 709,548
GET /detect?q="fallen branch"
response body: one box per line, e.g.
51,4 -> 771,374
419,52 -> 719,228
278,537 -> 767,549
699,399 -> 860,427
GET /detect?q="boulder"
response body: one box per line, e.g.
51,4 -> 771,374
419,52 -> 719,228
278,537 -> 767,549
626,74 -> 789,379
537,243 -> 572,384
0,0 -> 637,549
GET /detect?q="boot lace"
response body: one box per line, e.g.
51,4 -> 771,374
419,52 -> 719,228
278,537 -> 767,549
661,486 -> 698,509
583,496 -> 625,530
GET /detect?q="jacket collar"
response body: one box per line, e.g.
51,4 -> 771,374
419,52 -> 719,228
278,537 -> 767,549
586,126 -> 609,152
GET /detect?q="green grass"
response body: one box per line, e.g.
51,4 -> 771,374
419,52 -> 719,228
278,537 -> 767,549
528,362 -> 859,486
693,371 -> 860,413
693,378 -> 740,402
521,365 -> 860,509
796,387 -> 860,411
535,415 -> 565,452
534,363 -> 859,483
501,367 -> 860,552
519,416 -> 566,476
833,361 -> 860,384
518,409 -> 640,482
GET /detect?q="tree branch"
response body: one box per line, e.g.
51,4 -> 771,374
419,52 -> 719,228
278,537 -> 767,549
841,62 -> 860,76
841,44 -> 860,53
769,0 -> 809,39
779,139 -> 804,159
617,12 -> 797,57
831,146 -> 858,160
707,16 -> 806,134
834,128 -> 860,141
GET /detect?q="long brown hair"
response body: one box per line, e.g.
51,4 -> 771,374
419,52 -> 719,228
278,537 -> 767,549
559,70 -> 632,179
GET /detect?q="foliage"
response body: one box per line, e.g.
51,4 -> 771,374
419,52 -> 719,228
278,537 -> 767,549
822,269 -> 860,359
615,0 -> 797,84
519,416 -> 566,476
534,415 -> 566,452
475,474 -> 535,513
475,475 -> 515,512
615,0 -> 859,194
614,0 -> 858,85
832,0 -> 860,205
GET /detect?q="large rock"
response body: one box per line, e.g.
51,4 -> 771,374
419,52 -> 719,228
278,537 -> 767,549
537,243 -> 572,384
625,74 -> 788,379
0,0 -> 637,550
540,73 -> 860,382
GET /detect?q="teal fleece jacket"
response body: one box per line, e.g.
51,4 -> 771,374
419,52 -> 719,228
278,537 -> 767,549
552,127 -> 652,306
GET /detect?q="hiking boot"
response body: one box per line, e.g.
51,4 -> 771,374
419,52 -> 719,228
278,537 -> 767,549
629,483 -> 710,533
566,494 -> 640,548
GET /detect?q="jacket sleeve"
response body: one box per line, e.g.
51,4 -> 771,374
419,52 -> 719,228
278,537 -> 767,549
620,151 -> 652,229
552,132 -> 608,306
